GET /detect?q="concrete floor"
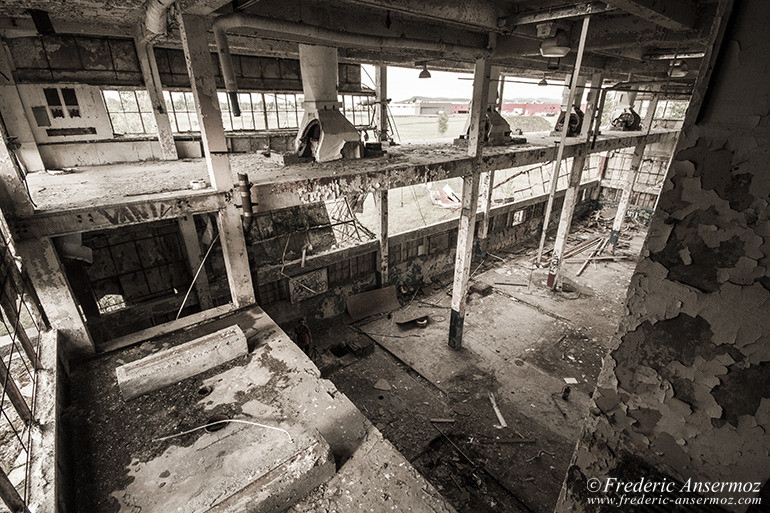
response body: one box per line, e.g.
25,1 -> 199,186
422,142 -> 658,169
311,218 -> 647,512
67,307 -> 457,513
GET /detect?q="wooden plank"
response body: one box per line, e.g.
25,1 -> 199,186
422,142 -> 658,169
100,303 -> 236,353
115,324 -> 248,400
135,37 -> 178,160
375,188 -> 389,285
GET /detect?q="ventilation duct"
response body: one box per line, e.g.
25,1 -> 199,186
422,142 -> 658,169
295,45 -> 362,163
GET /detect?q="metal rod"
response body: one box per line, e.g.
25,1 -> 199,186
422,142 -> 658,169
536,15 -> 591,265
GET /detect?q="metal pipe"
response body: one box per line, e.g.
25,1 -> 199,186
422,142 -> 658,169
144,0 -> 176,38
238,173 -> 253,232
212,12 -> 492,114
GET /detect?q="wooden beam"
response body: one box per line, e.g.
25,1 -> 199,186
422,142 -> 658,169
8,190 -> 227,240
0,464 -> 29,513
476,169 -> 496,254
448,55 -> 491,350
0,352 -> 32,425
177,215 -> 214,310
606,0 -> 696,31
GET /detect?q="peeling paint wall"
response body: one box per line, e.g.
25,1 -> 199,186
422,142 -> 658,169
558,2 -> 770,510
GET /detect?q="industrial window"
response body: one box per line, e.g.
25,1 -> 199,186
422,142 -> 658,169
511,209 -> 525,226
103,89 -> 156,134
163,91 -> 199,133
43,87 -> 80,119
219,92 -> 268,131
327,260 -> 351,284
338,94 -> 374,127
258,280 -> 287,305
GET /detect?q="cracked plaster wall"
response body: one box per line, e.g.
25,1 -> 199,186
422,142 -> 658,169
558,2 -> 770,511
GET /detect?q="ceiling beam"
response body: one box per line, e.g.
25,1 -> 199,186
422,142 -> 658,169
608,0 -> 696,31
498,2 -> 613,29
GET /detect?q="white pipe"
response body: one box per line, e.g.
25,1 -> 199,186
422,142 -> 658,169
144,0 -> 176,38
213,12 -> 492,114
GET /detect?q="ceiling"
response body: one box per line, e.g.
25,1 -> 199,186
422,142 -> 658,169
0,0 -> 717,86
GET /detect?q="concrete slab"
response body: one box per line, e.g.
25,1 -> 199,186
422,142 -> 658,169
72,306 -> 457,513
115,325 -> 248,400
290,428 -> 456,513
113,424 -> 335,513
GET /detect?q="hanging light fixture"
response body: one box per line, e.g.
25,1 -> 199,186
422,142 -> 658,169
538,74 -> 548,86
419,64 -> 431,79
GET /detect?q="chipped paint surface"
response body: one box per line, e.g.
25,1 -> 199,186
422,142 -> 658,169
558,3 -> 770,510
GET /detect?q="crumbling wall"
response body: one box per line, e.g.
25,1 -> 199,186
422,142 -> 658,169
558,2 -> 770,510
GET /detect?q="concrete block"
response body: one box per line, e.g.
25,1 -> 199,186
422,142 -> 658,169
115,325 -> 248,400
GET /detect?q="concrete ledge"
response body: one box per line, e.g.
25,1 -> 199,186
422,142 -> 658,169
115,325 -> 248,400
28,330 -> 63,513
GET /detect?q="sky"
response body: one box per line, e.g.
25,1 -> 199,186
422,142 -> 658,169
361,64 -> 564,103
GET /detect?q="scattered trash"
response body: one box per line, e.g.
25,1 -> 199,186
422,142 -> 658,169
395,314 -> 430,328
429,418 -> 456,424
488,392 -> 508,428
563,377 -> 578,384
373,379 -> 392,391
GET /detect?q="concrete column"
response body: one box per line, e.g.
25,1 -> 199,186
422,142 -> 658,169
375,64 -> 388,141
448,56 -> 491,350
177,215 -> 213,310
609,92 -> 659,252
0,43 -> 44,173
135,38 -> 178,160
546,72 -> 603,288
477,169 -> 495,254
536,15 -> 591,265
14,237 -> 94,356
178,13 -> 256,308
374,188 -> 388,286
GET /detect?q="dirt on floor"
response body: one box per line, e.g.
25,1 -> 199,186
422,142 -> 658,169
300,215 -> 648,513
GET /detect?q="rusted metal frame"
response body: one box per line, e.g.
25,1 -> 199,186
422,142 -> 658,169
536,15 -> 591,265
449,54 -> 491,350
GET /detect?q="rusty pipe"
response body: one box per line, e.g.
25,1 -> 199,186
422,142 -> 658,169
237,173 -> 253,232
213,12 -> 493,115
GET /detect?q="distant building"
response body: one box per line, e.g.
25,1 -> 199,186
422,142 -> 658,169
390,96 -> 580,117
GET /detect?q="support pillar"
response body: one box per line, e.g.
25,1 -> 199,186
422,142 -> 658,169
477,168 -> 495,254
178,13 -> 255,308
536,15 -> 591,265
448,55 -> 491,350
135,38 -> 177,160
374,188 -> 388,286
609,91 -> 659,252
546,72 -> 603,288
178,215 -> 213,310
375,64 -> 388,142
0,43 -> 44,173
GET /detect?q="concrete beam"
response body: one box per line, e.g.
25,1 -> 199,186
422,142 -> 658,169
135,38 -> 178,160
609,0 -> 696,31
374,188 -> 389,286
8,190 -> 227,240
609,92 -> 660,251
14,237 -> 94,357
449,56 -> 490,350
247,130 -> 679,209
177,215 -> 214,310
499,2 -> 613,28
375,64 -> 388,141
178,13 -> 256,309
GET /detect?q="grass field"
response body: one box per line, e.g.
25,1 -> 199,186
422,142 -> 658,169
389,114 -> 556,144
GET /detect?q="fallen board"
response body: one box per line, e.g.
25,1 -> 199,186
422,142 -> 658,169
116,325 -> 249,400
346,286 -> 400,322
